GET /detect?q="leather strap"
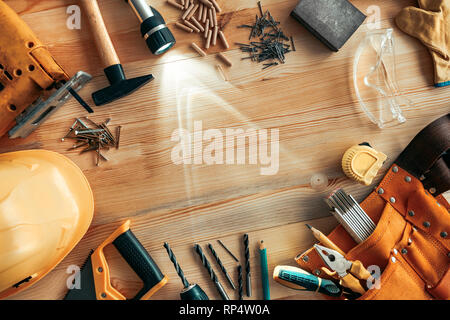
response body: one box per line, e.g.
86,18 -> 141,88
396,114 -> 450,195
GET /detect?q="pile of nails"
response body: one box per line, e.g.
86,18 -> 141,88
237,1 -> 295,69
61,118 -> 121,166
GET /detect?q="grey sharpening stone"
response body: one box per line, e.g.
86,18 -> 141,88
291,0 -> 366,51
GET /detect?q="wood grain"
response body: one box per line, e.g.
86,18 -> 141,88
80,0 -> 121,67
2,0 -> 449,300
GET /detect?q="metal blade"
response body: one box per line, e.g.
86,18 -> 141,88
9,71 -> 92,139
64,255 -> 97,300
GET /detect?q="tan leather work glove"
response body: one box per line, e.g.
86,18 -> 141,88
396,0 -> 449,87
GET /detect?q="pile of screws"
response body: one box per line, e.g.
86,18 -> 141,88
237,1 -> 294,69
61,118 -> 121,166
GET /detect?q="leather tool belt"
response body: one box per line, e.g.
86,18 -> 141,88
296,114 -> 450,300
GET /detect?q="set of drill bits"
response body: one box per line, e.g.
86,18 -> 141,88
164,242 -> 210,300
164,239 -> 248,300
194,244 -> 230,300
193,237 -> 250,300
325,189 -> 376,243
61,118 -> 121,166
237,1 -> 294,69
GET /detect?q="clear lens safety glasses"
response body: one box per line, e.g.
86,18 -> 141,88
353,29 -> 411,128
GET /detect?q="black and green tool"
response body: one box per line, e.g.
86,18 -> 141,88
273,265 -> 342,297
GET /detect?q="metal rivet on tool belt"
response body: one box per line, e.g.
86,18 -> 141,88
392,166 -> 398,173
101,293 -> 107,298
405,176 -> 411,182
391,257 -> 396,263
98,267 -> 103,273
408,210 -> 415,217
393,249 -> 398,255
423,221 -> 431,228
314,269 -> 321,276
441,232 -> 448,238
377,188 -> 384,195
390,197 -> 396,203
401,248 -> 408,254
302,255 -> 309,263
429,187 -> 436,194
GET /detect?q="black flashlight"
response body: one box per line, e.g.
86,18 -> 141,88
125,0 -> 176,55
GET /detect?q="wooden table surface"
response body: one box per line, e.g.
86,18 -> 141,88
3,0 -> 449,300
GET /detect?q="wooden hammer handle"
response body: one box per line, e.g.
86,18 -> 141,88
81,0 -> 120,68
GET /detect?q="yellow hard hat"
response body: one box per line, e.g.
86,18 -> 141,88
0,150 -> 94,299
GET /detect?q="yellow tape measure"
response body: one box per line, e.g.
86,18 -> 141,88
342,143 -> 387,185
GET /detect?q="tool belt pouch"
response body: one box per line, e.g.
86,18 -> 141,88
296,114 -> 450,300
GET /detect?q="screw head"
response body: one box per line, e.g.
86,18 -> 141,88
302,255 -> 309,262
423,221 -> 431,228
314,269 -> 321,276
390,197 -> 396,203
101,293 -> 107,298
392,166 -> 399,173
98,267 -> 103,273
405,176 -> 411,182
377,188 -> 384,195
408,210 -> 415,217
440,231 -> 448,238
401,248 -> 408,254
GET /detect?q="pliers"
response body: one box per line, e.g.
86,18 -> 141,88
314,244 -> 371,295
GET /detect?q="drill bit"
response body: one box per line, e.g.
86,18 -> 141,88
217,239 -> 239,262
164,242 -> 189,288
207,243 -> 236,290
164,242 -> 210,300
243,234 -> 252,297
237,265 -> 244,300
194,244 -> 230,300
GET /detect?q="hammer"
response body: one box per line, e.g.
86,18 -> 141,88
81,0 -> 153,106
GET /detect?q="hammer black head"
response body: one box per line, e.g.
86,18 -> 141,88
93,64 -> 153,106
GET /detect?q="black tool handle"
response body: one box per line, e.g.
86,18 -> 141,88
180,284 -> 209,300
113,230 -> 165,300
